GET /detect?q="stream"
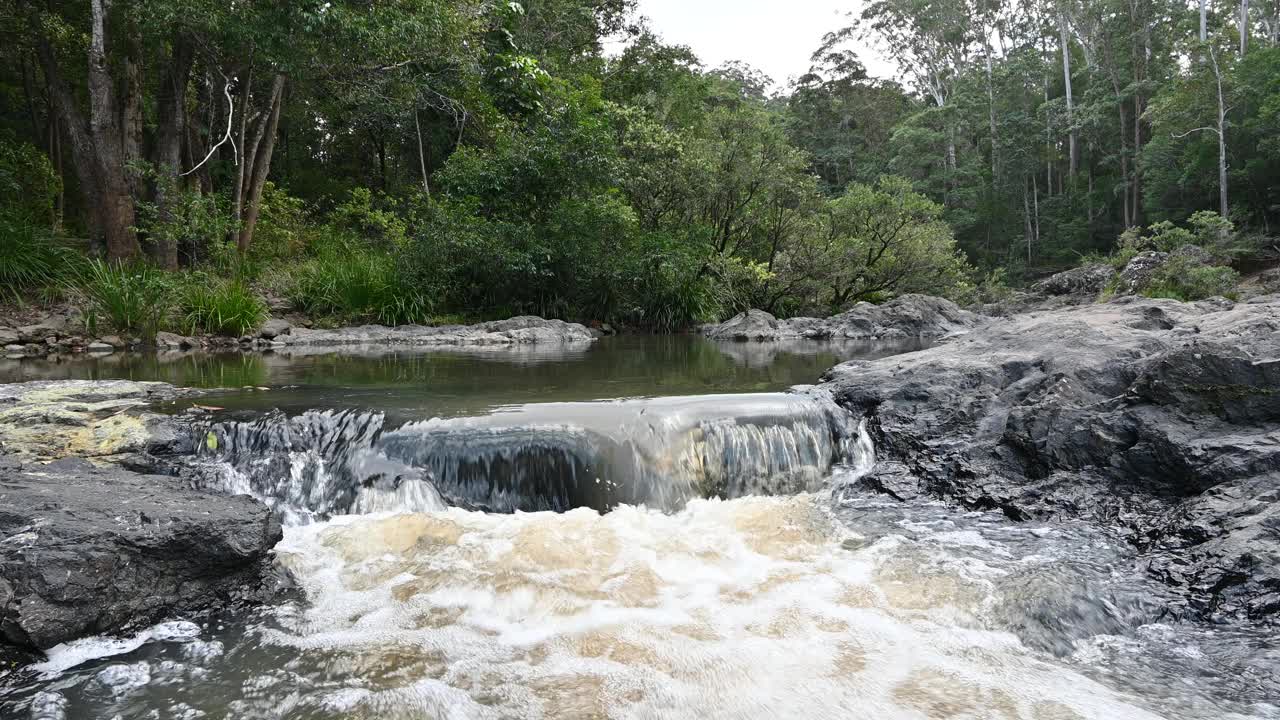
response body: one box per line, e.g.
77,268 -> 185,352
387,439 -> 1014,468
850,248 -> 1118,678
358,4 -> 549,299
1,336 -> 1277,719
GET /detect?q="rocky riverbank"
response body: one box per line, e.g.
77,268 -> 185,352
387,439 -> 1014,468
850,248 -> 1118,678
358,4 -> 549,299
702,294 -> 978,341
818,294 -> 1280,623
0,315 -> 596,357
0,380 -> 286,671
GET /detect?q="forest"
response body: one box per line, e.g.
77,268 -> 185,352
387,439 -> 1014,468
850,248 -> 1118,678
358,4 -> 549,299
1,0 -> 1278,336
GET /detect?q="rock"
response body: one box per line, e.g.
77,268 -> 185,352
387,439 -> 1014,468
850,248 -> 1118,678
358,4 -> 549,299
704,295 -> 979,342
258,318 -> 292,340
154,331 -> 197,350
0,456 -> 285,654
281,316 -> 596,349
1116,251 -> 1169,294
0,328 -> 18,346
0,380 -> 197,462
98,335 -> 125,349
3,345 -> 24,354
1032,263 -> 1116,297
819,295 -> 1280,622
16,317 -> 64,344
86,342 -> 114,353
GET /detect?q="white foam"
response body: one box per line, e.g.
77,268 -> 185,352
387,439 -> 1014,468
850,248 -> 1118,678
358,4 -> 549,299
33,620 -> 201,676
261,496 -> 1169,719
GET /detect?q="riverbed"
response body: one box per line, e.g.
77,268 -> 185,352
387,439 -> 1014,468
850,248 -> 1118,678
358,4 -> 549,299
1,336 -> 1276,719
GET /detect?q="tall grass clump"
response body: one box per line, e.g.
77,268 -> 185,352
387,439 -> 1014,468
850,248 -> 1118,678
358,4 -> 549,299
77,260 -> 173,340
178,275 -> 268,337
0,224 -> 81,301
288,239 -> 433,325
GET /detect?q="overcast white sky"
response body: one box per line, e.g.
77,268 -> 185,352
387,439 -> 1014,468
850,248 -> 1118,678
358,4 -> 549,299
630,0 -> 894,89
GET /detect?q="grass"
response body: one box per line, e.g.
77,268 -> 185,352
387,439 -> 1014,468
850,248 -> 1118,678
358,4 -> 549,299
0,224 -> 81,302
178,276 -> 268,337
76,260 -> 173,340
287,242 -> 435,325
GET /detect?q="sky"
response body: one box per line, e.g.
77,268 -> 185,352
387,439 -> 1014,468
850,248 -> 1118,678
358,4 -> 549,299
628,0 -> 894,89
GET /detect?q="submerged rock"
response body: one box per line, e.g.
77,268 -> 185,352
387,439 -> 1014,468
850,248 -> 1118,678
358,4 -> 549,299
820,295 -> 1280,622
280,315 -> 595,348
704,295 -> 978,341
0,457 -> 284,656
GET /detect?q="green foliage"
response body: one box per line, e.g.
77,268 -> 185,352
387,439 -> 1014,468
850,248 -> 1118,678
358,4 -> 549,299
326,188 -> 409,249
77,261 -> 173,340
289,238 -> 435,325
1142,259 -> 1240,301
250,183 -> 318,262
0,225 -> 80,299
177,276 -> 268,337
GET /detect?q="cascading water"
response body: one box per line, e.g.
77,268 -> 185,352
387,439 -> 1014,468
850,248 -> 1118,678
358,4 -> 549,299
6,340 -> 1278,720
192,392 -> 867,520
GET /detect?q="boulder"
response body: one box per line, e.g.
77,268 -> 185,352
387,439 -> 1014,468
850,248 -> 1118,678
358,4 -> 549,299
704,295 -> 979,342
0,456 -> 285,654
819,296 -> 1280,622
86,342 -> 114,353
0,328 -> 18,346
16,318 -> 63,344
258,318 -> 292,340
1115,251 -> 1169,295
1032,263 -> 1117,297
154,331 -> 197,350
98,335 -> 126,349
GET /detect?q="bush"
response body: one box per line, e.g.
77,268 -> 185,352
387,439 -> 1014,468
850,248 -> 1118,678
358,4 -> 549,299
77,260 -> 173,340
0,224 -> 80,300
1142,257 -> 1240,301
177,275 -> 268,337
289,238 -> 434,325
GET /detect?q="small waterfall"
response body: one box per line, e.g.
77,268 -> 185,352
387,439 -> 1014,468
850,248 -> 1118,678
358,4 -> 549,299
193,393 -> 870,521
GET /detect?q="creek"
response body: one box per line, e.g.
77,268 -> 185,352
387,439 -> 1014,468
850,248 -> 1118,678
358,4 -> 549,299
1,336 -> 1276,719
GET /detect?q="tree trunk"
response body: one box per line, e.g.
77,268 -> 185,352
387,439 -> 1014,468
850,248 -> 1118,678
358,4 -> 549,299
1059,15 -> 1078,178
122,25 -> 144,201
1211,47 -> 1230,217
230,65 -> 253,247
415,109 -> 431,196
1201,0 -> 1208,41
151,37 -> 194,269
36,0 -> 140,261
1241,0 -> 1251,54
236,74 -> 286,254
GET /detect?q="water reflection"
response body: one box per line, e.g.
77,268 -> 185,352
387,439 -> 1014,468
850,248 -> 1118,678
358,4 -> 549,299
0,336 -> 924,420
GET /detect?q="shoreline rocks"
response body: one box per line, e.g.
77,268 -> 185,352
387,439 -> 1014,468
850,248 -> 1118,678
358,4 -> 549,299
0,457 -> 285,659
819,294 -> 1280,623
703,295 -> 978,341
0,315 -> 596,359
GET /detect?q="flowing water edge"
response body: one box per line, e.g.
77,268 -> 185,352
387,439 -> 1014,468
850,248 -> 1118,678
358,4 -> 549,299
1,337 -> 1277,719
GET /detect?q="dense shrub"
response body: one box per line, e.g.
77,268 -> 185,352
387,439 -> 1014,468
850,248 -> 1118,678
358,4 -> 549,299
1142,256 -> 1240,301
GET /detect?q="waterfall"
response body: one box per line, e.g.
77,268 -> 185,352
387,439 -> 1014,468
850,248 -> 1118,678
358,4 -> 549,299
193,393 -> 870,522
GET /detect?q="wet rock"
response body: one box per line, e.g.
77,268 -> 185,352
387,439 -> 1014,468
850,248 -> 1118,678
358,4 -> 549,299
258,318 -> 291,340
0,380 -> 196,462
86,342 -> 114,353
0,456 -> 285,655
282,316 -> 595,348
98,335 -> 125,349
0,328 -> 18,346
820,295 -> 1280,623
704,295 -> 978,341
1031,263 -> 1116,298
